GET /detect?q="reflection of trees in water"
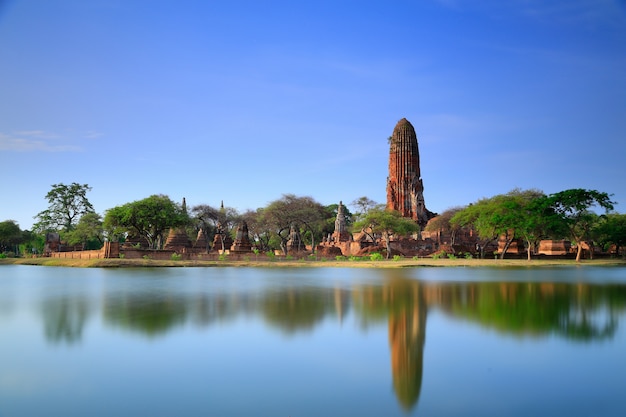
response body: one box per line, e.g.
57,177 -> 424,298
352,276 -> 626,411
260,287 -> 340,334
101,287 -> 350,337
36,272 -> 626,410
433,282 -> 626,341
42,296 -> 91,344
103,294 -> 187,336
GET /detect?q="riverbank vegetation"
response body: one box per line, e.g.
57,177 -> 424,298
1,183 -> 625,261
2,256 -> 625,269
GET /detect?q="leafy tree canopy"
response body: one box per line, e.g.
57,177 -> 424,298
545,188 -> 615,261
352,205 -> 420,258
594,213 -> 626,257
34,183 -> 94,232
261,194 -> 326,254
103,194 -> 189,249
65,212 -> 104,249
0,220 -> 23,253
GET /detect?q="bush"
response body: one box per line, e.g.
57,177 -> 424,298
393,255 -> 402,261
142,255 -> 151,260
0,253 -> 7,259
336,255 -> 347,261
266,251 -> 276,260
170,253 -> 182,261
119,253 -> 125,259
447,253 -> 457,260
218,253 -> 228,261
308,254 -> 317,261
286,255 -> 294,261
370,252 -> 384,261
464,253 -> 473,259
432,252 -> 445,260
412,255 -> 420,260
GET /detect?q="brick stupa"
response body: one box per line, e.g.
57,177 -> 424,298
386,118 -> 434,227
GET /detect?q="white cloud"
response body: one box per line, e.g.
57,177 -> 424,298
83,130 -> 104,139
0,131 -> 82,152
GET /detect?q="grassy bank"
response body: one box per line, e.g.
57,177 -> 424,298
1,257 -> 625,268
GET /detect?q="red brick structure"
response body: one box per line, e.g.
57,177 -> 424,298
386,118 -> 434,227
231,221 -> 252,253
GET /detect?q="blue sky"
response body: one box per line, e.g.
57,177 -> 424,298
1,0 -> 625,230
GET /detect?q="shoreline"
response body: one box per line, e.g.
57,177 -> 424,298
2,257 -> 625,268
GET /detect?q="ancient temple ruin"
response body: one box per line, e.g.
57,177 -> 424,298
332,201 -> 351,243
386,118 -> 434,227
231,221 -> 252,253
164,198 -> 192,251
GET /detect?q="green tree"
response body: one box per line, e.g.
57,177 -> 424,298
593,213 -> 626,258
191,202 -> 240,251
34,183 -> 94,232
423,207 -> 464,245
0,220 -> 23,254
65,212 -> 104,249
352,205 -> 420,259
240,208 -> 273,252
451,197 -> 503,259
511,194 -> 563,261
451,189 -> 545,259
350,196 -> 377,221
261,194 -> 326,254
103,195 -> 189,250
545,189 -> 615,262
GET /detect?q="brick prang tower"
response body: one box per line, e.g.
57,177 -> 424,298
386,118 -> 432,227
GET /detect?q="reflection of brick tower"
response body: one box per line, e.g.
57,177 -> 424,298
386,118 -> 432,227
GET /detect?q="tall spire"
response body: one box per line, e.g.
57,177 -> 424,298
386,118 -> 431,226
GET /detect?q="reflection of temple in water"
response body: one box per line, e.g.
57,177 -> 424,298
387,281 -> 426,410
352,278 -> 427,410
352,276 -> 625,411
36,272 -> 626,411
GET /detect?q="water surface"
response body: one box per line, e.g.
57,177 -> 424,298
1,265 -> 625,416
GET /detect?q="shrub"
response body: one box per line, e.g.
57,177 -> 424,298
286,255 -> 294,261
432,252 -> 444,260
393,255 -> 402,261
218,253 -> 228,261
266,251 -> 276,260
447,253 -> 457,260
142,255 -> 151,260
0,253 -> 7,259
336,255 -> 347,261
170,253 -> 182,261
119,253 -> 125,259
308,254 -> 317,261
370,252 -> 384,261
412,255 -> 420,260
464,253 -> 473,259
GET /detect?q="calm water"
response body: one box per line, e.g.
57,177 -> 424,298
1,265 -> 626,417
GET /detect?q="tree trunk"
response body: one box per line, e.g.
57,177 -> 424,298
576,243 -> 583,262
500,238 -> 513,260
384,235 -> 391,259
